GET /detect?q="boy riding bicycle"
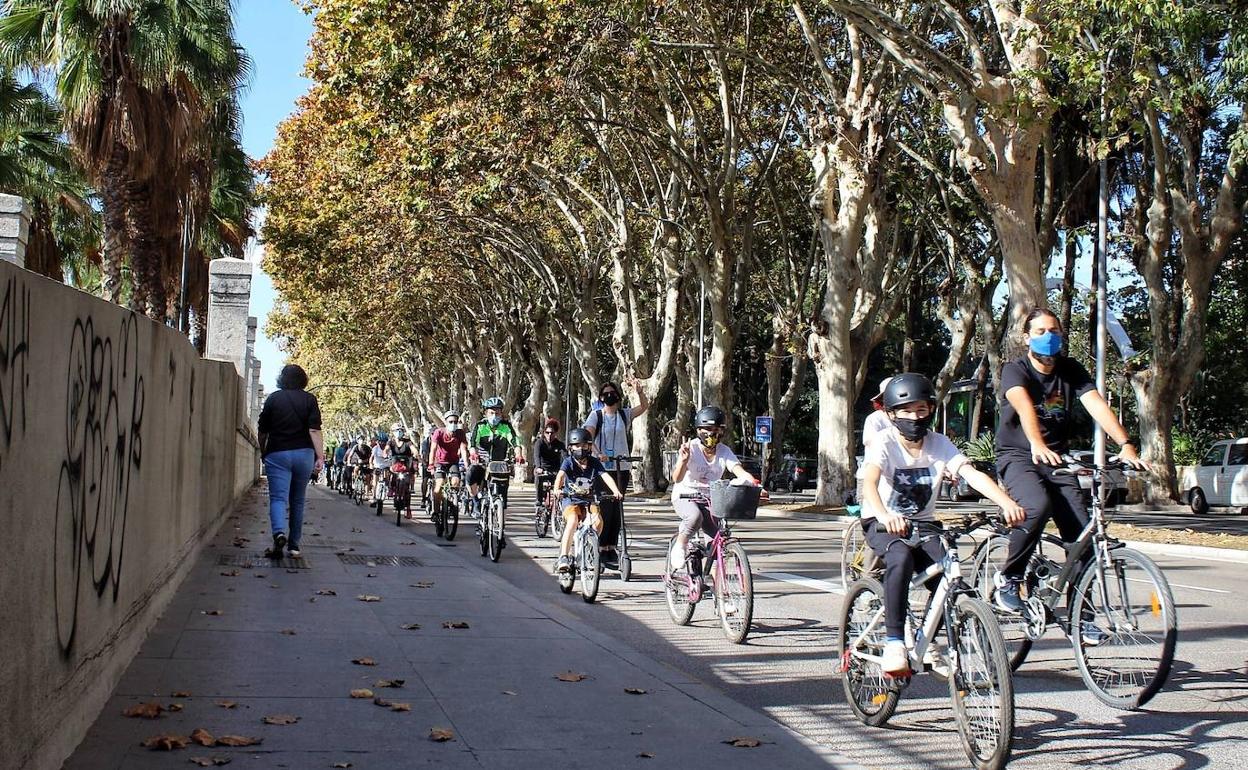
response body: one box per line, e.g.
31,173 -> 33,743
861,374 -> 1024,676
554,428 -> 623,574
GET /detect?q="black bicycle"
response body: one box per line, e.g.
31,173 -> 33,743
969,455 -> 1177,709
432,465 -> 462,541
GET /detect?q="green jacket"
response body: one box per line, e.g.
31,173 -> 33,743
472,420 -> 518,461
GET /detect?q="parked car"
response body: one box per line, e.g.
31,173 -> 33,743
736,455 -> 763,481
1181,438 -> 1248,514
765,457 -> 816,492
1067,450 -> 1129,508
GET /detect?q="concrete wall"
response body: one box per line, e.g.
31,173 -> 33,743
0,261 -> 260,769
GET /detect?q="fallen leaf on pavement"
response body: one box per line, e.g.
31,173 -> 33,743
400,541 -> 417,545
309,597 -> 318,603
366,573 -> 378,578
189,757 -> 232,766
624,688 -> 648,695
168,703 -> 185,712
372,697 -> 392,708
331,763 -> 352,768
374,679 -> 405,688
254,573 -> 266,578
723,737 -> 762,748
554,672 -> 587,682
171,691 -> 192,698
190,728 -> 216,746
261,714 -> 300,725
357,595 -> 381,602
285,569 -> 300,574
412,581 -> 435,588
399,623 -> 421,630
123,702 -> 164,719
215,735 -> 261,747
220,570 -> 239,577
215,701 -> 237,709
389,702 -> 411,712
269,584 -> 280,589
428,727 -> 455,742
141,734 -> 190,751
501,690 -> 518,696
352,657 -> 377,666
280,629 -> 297,635
352,527 -> 364,533
315,589 -> 337,596
350,689 -> 374,699
441,621 -> 469,629
231,537 -> 248,548
201,610 -> 222,616
638,753 -> 655,759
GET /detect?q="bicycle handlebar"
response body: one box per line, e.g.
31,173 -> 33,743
1052,454 -> 1140,477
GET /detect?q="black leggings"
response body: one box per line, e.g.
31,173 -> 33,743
864,519 -> 945,639
998,455 -> 1090,579
594,470 -> 630,549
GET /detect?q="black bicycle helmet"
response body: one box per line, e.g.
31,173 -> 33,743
481,396 -> 504,410
882,373 -> 936,410
694,405 -> 727,428
568,427 -> 593,445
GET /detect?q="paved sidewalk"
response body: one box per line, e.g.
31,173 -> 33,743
64,482 -> 853,769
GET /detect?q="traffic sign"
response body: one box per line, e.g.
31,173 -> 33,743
754,416 -> 773,444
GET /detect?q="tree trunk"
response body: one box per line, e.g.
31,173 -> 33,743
99,149 -> 130,305
809,330 -> 856,505
989,182 -> 1047,351
1130,371 -> 1179,503
1059,233 -> 1077,334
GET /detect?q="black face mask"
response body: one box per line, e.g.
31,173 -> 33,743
892,415 -> 932,442
601,391 -> 621,407
573,446 -> 593,460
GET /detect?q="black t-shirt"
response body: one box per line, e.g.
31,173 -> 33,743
388,438 -> 416,461
996,355 -> 1095,456
533,438 -> 567,472
257,389 -> 322,457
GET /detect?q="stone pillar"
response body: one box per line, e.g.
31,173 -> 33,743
0,194 -> 32,269
251,366 -> 263,425
244,316 -> 258,420
205,258 -> 252,378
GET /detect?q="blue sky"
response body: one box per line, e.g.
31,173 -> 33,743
236,0 -> 315,392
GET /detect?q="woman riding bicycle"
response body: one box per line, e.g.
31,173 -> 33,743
668,406 -> 759,596
532,418 -> 567,507
554,428 -> 623,574
861,374 -> 1024,675
992,308 -> 1147,626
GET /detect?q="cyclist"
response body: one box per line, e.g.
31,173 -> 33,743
467,396 -> 526,514
583,378 -> 648,568
992,308 -> 1146,630
370,435 -> 389,492
427,410 -> 471,513
332,439 -> 348,491
668,405 -> 758,599
532,418 -> 567,513
419,423 -> 434,510
385,425 -> 419,515
854,376 -> 894,504
861,373 -> 1024,675
344,436 -> 370,492
554,428 -> 624,574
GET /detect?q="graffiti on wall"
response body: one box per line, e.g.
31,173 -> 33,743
54,315 -> 145,656
0,274 -> 31,475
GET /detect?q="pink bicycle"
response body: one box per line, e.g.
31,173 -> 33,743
663,481 -> 759,644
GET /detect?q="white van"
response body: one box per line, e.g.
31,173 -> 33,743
1181,438 -> 1248,513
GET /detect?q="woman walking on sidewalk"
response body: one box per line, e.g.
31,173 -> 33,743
257,364 -> 324,559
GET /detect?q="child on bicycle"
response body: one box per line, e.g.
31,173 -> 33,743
861,374 -> 1024,675
668,406 -> 759,596
554,428 -> 623,574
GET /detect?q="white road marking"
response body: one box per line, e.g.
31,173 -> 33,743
1126,576 -> 1229,594
760,571 -> 845,595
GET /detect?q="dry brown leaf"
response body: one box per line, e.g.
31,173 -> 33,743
412,581 -> 435,588
389,702 -> 412,712
501,690 -> 518,696
554,671 -> 587,682
168,703 -> 185,712
254,573 -> 266,578
624,688 -> 648,695
372,697 -> 392,708
351,657 -> 377,666
201,610 -> 223,616
399,623 -> 421,630
215,701 -> 237,709
428,727 -> 455,742
638,752 -> 655,759
171,691 -> 193,698
357,595 -> 381,602
188,757 -> 232,767
261,714 -> 300,725
269,584 -> 280,589
123,702 -> 164,719
141,734 -> 190,751
350,689 -> 374,699
280,629 -> 297,636
331,763 -> 353,768
220,570 -> 239,577
189,728 -> 216,747
215,735 -> 262,747
441,621 -> 469,629
315,589 -> 337,596
723,737 -> 762,748
285,569 -> 300,574
366,573 -> 378,578
374,679 -> 405,688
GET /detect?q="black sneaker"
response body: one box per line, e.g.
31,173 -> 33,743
600,550 -> 619,570
994,577 -> 1025,614
266,532 -> 287,559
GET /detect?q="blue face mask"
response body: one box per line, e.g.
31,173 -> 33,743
487,415 -> 501,427
1029,331 -> 1063,357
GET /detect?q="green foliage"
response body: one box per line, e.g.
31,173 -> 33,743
960,431 -> 996,464
1171,426 -> 1214,467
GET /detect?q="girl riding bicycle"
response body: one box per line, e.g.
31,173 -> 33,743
861,374 -> 1024,675
554,428 -> 623,574
668,406 -> 759,595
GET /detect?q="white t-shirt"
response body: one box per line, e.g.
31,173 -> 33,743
583,407 -> 634,470
863,429 -> 966,523
856,410 -> 895,479
671,442 -> 740,499
371,446 -> 388,468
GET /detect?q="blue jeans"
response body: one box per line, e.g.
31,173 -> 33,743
264,448 -> 315,546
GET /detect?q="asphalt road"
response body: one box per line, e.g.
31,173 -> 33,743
364,483 -> 1248,770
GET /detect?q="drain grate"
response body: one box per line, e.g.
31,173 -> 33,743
336,554 -> 422,567
218,553 -> 311,570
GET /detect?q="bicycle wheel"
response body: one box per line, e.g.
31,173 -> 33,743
1070,547 -> 1177,709
840,517 -> 879,588
664,536 -> 696,625
444,497 -> 459,541
838,577 -> 899,726
717,541 -> 754,644
552,498 -> 566,539
488,499 -> 505,562
969,534 -> 1066,670
433,496 -> 445,538
477,498 -> 489,557
947,596 -> 1015,770
580,529 -> 601,603
618,518 -> 632,582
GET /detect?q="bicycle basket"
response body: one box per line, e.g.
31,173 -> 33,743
709,480 -> 761,520
487,460 -> 511,477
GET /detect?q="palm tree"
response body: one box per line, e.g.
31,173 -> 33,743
0,0 -> 252,320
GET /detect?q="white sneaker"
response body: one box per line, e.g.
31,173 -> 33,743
881,640 -> 910,676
